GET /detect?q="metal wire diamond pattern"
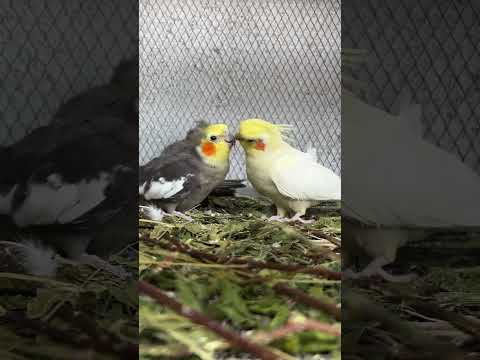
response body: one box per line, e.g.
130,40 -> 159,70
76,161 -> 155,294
343,0 -> 480,173
140,0 -> 341,178
0,1 -> 138,146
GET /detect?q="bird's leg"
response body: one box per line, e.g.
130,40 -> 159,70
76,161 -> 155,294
163,204 -> 193,222
287,212 -> 314,224
268,215 -> 287,222
170,211 -> 193,222
343,256 -> 416,283
268,206 -> 288,222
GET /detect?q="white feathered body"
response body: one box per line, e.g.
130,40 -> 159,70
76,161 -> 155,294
343,90 -> 480,228
245,141 -> 341,217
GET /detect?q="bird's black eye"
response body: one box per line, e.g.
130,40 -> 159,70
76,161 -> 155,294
210,135 -> 217,141
248,139 -> 255,143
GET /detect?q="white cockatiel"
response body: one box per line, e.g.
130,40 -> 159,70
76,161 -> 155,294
236,118 -> 341,223
342,89 -> 480,281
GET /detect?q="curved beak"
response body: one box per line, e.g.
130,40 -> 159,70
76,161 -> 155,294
225,134 -> 236,147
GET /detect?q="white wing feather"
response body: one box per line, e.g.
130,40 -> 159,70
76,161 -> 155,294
270,148 -> 341,201
12,173 -> 110,227
343,90 -> 480,227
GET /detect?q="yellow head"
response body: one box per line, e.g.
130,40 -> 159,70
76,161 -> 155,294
236,118 -> 290,155
196,123 -> 234,167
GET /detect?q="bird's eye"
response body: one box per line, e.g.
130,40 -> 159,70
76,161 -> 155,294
210,135 -> 217,141
248,139 -> 256,143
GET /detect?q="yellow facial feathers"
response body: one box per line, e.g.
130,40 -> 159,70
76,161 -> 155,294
237,119 -> 293,152
198,123 -> 232,167
238,119 -> 280,139
204,123 -> 228,137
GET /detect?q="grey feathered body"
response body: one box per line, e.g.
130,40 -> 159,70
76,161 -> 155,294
139,126 -> 230,212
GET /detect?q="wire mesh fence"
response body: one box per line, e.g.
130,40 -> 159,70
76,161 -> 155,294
0,1 -> 138,146
343,0 -> 480,173
139,0 -> 341,179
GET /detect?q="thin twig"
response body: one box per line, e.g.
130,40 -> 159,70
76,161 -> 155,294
254,318 -> 340,343
162,237 -> 341,281
138,280 -> 280,360
273,282 -> 341,321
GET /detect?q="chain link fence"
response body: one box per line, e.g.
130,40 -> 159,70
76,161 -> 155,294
140,0 -> 341,178
343,0 -> 480,173
0,1 -> 138,146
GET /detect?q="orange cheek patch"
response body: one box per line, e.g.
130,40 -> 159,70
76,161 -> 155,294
202,142 -> 216,156
255,141 -> 266,151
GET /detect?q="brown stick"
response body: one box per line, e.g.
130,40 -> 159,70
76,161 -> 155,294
162,237 -> 341,281
273,283 -> 341,321
255,318 -> 340,342
138,280 -> 280,360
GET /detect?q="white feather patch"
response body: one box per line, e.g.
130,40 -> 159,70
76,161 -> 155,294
305,142 -> 318,162
270,148 -> 341,201
13,172 -> 110,227
143,175 -> 192,200
16,238 -> 58,277
139,182 -> 146,195
140,205 -> 165,221
58,172 -> 110,224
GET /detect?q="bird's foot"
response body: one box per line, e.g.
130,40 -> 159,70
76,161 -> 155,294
267,215 -> 288,222
170,211 -> 193,222
343,265 -> 416,283
76,254 -> 129,279
287,213 -> 315,224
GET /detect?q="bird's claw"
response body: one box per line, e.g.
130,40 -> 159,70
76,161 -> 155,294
289,214 -> 315,224
267,214 -> 314,224
267,215 -> 288,222
171,211 -> 193,222
343,266 -> 416,283
140,206 -> 192,222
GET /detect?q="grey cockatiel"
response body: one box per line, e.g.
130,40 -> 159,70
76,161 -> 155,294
139,122 -> 235,220
0,56 -> 138,278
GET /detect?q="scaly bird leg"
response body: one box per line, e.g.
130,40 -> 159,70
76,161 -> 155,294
170,211 -> 193,222
343,256 -> 416,283
267,206 -> 289,222
267,215 -> 288,222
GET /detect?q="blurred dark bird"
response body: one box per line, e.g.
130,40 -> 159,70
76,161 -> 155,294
0,56 -> 138,277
